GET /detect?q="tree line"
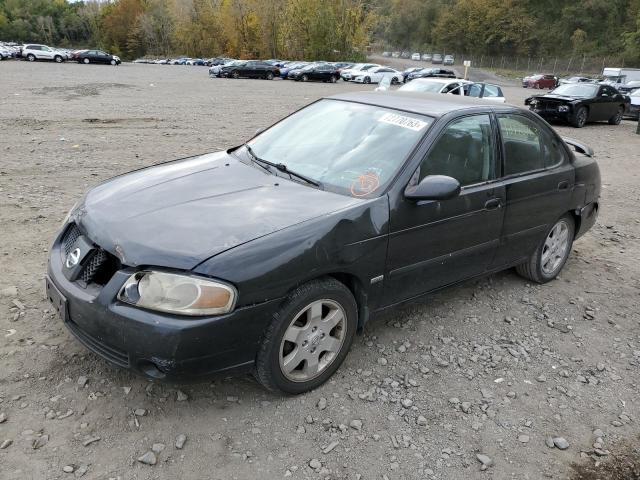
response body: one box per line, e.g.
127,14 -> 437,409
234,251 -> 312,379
0,0 -> 639,64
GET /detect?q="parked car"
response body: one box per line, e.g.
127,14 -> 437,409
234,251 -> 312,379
352,66 -> 401,84
288,63 -> 340,83
523,74 -> 558,89
431,53 -> 443,64
340,63 -> 379,81
616,80 -> 640,94
72,49 -> 121,65
405,68 -> 456,82
558,76 -> 597,85
391,51 -> 401,58
332,62 -> 354,72
382,51 -> 391,57
624,88 -> 640,119
400,51 -> 411,59
421,53 -> 432,61
0,46 -> 11,60
279,62 -> 309,79
525,83 -> 629,127
399,78 -> 472,95
220,60 -> 279,79
21,44 -> 66,63
186,58 -> 205,66
443,55 -> 455,65
401,67 -> 423,83
411,53 -> 421,61
46,91 -> 600,394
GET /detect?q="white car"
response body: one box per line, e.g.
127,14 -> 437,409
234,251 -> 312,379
340,63 -> 379,81
352,66 -> 402,84
411,53 -> 421,61
626,88 -> 640,119
21,44 -> 66,63
399,78 -> 507,103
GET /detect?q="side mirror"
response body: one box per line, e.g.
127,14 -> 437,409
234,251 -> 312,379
405,175 -> 461,201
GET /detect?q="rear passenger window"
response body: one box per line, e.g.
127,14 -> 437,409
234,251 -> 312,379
498,114 -> 566,174
484,85 -> 500,97
497,115 -> 544,175
416,114 -> 495,186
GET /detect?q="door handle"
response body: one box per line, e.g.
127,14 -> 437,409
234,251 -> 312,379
557,181 -> 570,191
484,198 -> 501,210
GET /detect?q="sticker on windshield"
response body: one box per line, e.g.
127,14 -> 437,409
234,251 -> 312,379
378,112 -> 428,131
351,172 -> 380,197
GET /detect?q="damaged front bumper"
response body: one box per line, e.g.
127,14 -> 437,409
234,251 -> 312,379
46,228 -> 281,382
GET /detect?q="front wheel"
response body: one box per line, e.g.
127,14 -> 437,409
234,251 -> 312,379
608,106 -> 623,125
301,74 -> 308,82
254,278 -> 357,394
364,76 -> 371,84
83,58 -> 90,64
391,77 -> 399,85
516,215 -> 574,283
330,75 -> 337,83
110,59 -> 116,66
54,55 -> 63,63
266,71 -> 274,80
232,71 -> 239,79
571,106 -> 588,128
27,54 -> 35,62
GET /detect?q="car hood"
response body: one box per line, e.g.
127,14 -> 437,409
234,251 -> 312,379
75,151 -> 361,270
531,94 -> 581,102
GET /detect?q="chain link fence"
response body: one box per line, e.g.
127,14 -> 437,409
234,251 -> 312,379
452,53 -> 631,76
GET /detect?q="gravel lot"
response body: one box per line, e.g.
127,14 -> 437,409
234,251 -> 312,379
1,60 -> 639,480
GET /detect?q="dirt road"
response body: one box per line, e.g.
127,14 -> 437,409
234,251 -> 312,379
1,61 -> 639,480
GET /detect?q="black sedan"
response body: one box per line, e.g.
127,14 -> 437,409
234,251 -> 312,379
72,49 -> 121,65
287,63 -> 340,83
46,92 -> 600,394
406,68 -> 456,82
525,83 -> 630,127
220,60 -> 279,79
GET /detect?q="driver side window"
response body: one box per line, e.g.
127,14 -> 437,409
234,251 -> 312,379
415,114 -> 495,187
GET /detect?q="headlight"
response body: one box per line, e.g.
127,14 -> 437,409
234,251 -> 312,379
558,105 -> 570,112
118,271 -> 237,316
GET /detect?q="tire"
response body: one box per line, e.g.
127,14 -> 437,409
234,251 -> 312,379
54,55 -> 62,63
266,71 -> 274,80
330,75 -> 337,83
570,106 -> 588,128
516,215 -> 575,283
232,71 -> 239,79
27,54 -> 35,62
83,58 -> 90,64
364,76 -> 371,84
391,77 -> 399,85
110,59 -> 116,66
301,74 -> 308,82
254,278 -> 357,394
608,106 -> 623,125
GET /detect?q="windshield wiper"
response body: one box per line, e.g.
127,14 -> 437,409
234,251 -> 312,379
244,144 -> 321,188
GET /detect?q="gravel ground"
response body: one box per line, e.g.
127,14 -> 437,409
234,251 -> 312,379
1,60 -> 639,480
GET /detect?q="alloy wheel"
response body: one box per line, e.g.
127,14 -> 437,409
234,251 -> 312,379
541,221 -> 570,275
279,299 -> 346,382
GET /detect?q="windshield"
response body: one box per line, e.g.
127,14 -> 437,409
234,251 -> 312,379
630,88 -> 640,97
246,99 -> 433,197
399,80 -> 445,93
551,84 -> 598,97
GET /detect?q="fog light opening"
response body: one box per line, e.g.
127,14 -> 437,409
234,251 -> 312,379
138,360 -> 167,379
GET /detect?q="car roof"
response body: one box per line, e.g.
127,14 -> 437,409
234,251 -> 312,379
409,78 -> 466,85
326,91 -> 505,118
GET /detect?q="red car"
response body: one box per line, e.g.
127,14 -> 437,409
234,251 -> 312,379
523,74 -> 558,89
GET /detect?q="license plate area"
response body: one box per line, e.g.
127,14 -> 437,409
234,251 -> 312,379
45,276 -> 68,322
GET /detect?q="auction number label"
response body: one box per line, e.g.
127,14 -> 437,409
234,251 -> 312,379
378,112 -> 428,131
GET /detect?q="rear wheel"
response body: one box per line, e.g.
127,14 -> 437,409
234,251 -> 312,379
254,278 -> 357,394
330,75 -> 337,83
391,77 -> 399,85
83,58 -> 90,64
232,70 -> 239,79
516,215 -> 574,283
608,106 -> 623,125
571,106 -> 588,128
54,55 -> 63,63
266,71 -> 274,80
364,76 -> 371,84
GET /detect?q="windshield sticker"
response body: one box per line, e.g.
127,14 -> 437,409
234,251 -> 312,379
378,112 -> 428,131
351,172 -> 380,197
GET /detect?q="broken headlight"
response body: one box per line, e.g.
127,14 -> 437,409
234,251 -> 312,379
118,271 -> 237,316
